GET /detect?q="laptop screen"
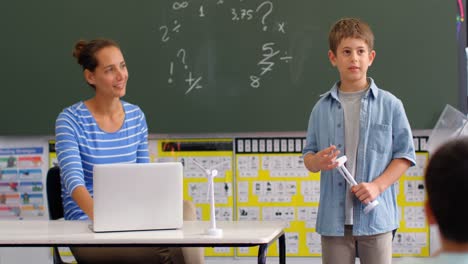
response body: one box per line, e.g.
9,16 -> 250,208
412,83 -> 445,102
92,162 -> 183,232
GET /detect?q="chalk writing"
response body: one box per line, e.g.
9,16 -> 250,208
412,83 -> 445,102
168,48 -> 204,95
250,42 -> 293,88
199,5 -> 206,17
185,72 -> 203,95
231,8 -> 254,21
168,62 -> 174,83
159,20 -> 181,42
160,0 -> 291,92
173,1 -> 189,10
177,49 -> 188,69
258,42 -> 280,76
256,1 -> 273,31
277,22 -> 286,33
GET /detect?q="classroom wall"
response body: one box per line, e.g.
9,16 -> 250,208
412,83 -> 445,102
0,131 -> 438,264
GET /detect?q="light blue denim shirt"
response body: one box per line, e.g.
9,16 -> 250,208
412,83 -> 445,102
303,78 -> 416,236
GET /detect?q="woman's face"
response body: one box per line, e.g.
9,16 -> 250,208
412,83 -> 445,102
85,46 -> 128,99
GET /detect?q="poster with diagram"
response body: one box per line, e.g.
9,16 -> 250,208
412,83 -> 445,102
153,138 -> 235,257
0,138 -> 48,220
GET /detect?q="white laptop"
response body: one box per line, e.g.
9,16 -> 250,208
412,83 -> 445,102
91,162 -> 183,232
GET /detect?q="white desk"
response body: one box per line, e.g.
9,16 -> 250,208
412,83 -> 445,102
0,220 -> 287,264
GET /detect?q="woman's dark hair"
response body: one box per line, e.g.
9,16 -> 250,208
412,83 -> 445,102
72,39 -> 119,72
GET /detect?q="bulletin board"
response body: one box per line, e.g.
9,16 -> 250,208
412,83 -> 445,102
233,137 -> 430,258
47,137 -> 430,258
234,137 -> 322,256
393,152 -> 430,256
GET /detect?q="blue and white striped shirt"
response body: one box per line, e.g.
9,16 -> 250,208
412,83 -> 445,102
55,101 -> 149,220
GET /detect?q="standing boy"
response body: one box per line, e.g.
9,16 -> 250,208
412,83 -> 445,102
302,18 -> 416,264
400,137 -> 468,263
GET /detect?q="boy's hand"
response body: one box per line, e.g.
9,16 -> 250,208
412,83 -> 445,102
304,145 -> 340,172
351,182 -> 380,204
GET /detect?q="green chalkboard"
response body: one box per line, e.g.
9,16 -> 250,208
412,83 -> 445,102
0,0 -> 457,134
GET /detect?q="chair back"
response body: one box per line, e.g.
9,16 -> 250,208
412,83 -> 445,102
46,166 -> 73,264
46,166 -> 64,220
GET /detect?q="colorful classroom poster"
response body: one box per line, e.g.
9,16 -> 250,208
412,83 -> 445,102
153,138 -> 235,257
0,138 -> 48,220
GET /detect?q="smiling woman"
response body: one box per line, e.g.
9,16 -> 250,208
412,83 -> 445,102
73,40 -> 128,133
54,39 -> 204,264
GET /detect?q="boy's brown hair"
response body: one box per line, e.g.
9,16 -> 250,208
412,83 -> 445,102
425,137 -> 468,243
328,18 -> 374,55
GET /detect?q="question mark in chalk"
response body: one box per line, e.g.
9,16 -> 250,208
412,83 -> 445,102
256,1 -> 273,31
177,48 -> 188,70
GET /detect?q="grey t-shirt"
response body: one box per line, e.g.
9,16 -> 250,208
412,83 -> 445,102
338,88 -> 368,225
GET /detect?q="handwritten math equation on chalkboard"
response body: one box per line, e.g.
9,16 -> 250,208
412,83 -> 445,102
158,0 -> 293,95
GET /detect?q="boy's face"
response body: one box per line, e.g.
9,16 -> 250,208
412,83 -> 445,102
328,37 -> 375,89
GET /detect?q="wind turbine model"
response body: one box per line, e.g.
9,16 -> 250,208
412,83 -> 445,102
191,159 -> 229,237
335,156 -> 379,214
